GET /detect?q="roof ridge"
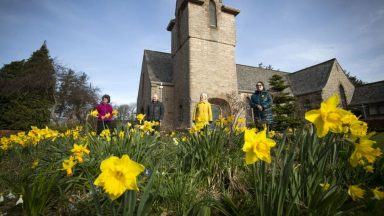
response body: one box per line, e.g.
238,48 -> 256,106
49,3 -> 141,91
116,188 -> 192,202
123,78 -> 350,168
236,63 -> 289,73
144,49 -> 171,55
357,80 -> 384,87
290,58 -> 336,75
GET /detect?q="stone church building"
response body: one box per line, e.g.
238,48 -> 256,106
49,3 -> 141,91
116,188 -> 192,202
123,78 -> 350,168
137,0 -> 384,130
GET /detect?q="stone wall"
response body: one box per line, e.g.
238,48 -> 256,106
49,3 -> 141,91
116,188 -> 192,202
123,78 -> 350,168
137,56 -> 152,114
187,0 -> 239,127
322,61 -> 355,106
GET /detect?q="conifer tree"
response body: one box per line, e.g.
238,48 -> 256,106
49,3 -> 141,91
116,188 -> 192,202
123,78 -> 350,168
268,74 -> 302,131
0,42 -> 55,130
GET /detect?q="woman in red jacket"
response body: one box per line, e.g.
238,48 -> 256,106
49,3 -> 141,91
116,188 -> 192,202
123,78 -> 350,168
96,94 -> 113,135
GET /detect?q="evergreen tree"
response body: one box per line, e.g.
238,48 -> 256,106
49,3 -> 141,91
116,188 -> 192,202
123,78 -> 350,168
268,74 -> 302,131
344,70 -> 365,87
0,42 -> 55,130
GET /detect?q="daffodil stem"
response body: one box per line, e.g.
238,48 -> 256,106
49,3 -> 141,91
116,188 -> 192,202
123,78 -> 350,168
85,169 -> 103,216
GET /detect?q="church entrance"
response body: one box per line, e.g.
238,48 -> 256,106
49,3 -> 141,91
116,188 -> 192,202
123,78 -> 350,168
208,98 -> 231,121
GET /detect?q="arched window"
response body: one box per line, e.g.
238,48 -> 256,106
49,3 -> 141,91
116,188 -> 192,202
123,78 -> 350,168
211,104 -> 222,120
209,0 -> 217,27
339,85 -> 347,108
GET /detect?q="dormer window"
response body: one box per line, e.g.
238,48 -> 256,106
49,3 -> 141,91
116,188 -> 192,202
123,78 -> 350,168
209,0 -> 217,27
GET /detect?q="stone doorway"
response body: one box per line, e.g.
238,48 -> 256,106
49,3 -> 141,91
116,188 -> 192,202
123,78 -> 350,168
208,98 -> 231,120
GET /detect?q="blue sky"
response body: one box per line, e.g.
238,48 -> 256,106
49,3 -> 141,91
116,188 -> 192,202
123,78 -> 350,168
1,0 -> 383,105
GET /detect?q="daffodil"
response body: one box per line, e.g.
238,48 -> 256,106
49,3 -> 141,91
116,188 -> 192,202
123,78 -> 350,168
348,185 -> 365,201
320,183 -> 330,191
268,130 -> 275,138
112,110 -> 118,117
215,115 -> 226,127
305,95 -> 349,137
136,114 -> 145,124
62,156 -> 76,176
102,113 -> 111,119
349,120 -> 368,138
90,110 -> 98,117
118,131 -> 125,140
100,129 -> 111,142
94,155 -> 145,200
363,165 -> 374,173
127,122 -> 132,128
31,159 -> 39,169
140,121 -> 154,133
349,132 -> 382,167
71,144 -> 90,163
242,128 -> 276,164
372,187 -> 384,200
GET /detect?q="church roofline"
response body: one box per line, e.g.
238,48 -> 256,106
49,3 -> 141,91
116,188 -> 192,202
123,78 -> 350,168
144,49 -> 171,55
291,58 -> 336,74
221,5 -> 240,16
236,63 -> 290,74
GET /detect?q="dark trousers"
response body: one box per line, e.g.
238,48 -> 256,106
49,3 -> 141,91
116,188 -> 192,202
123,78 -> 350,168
97,121 -> 112,135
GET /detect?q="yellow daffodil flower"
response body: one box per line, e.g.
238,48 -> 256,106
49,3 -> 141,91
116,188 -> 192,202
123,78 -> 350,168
372,187 -> 384,200
350,132 -> 382,167
349,120 -> 368,138
31,159 -> 39,169
364,165 -> 374,173
136,114 -> 145,124
305,95 -> 349,138
112,110 -> 118,117
242,127 -> 276,164
348,185 -> 365,201
118,131 -> 125,140
320,183 -> 330,191
62,156 -> 76,176
71,144 -> 90,163
90,110 -> 99,118
94,155 -> 145,200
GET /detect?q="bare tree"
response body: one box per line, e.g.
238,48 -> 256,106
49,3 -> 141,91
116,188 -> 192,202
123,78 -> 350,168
116,103 -> 137,121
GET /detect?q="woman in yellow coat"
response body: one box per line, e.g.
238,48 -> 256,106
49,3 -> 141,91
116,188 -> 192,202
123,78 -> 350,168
192,93 -> 213,126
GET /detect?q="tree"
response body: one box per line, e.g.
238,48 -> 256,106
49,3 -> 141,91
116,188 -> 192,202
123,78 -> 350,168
344,70 -> 365,87
115,103 -> 137,122
0,42 -> 56,130
53,65 -> 99,124
268,74 -> 302,131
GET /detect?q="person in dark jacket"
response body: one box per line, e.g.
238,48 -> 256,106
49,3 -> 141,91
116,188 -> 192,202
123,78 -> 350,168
146,94 -> 164,131
250,81 -> 273,130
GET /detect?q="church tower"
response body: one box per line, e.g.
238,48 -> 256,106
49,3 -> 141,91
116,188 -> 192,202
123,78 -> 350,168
167,0 -> 240,128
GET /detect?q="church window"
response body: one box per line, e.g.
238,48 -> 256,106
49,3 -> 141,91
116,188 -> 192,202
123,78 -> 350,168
209,0 -> 217,27
178,105 -> 183,121
211,104 -> 221,120
339,85 -> 347,108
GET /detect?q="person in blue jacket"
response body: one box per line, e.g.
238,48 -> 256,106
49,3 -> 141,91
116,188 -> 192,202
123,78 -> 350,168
250,81 -> 273,130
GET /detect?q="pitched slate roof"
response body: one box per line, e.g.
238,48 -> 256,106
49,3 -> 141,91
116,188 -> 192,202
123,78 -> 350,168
236,64 -> 289,92
142,50 -> 340,97
287,58 -> 335,96
349,80 -> 384,105
144,50 -> 173,83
